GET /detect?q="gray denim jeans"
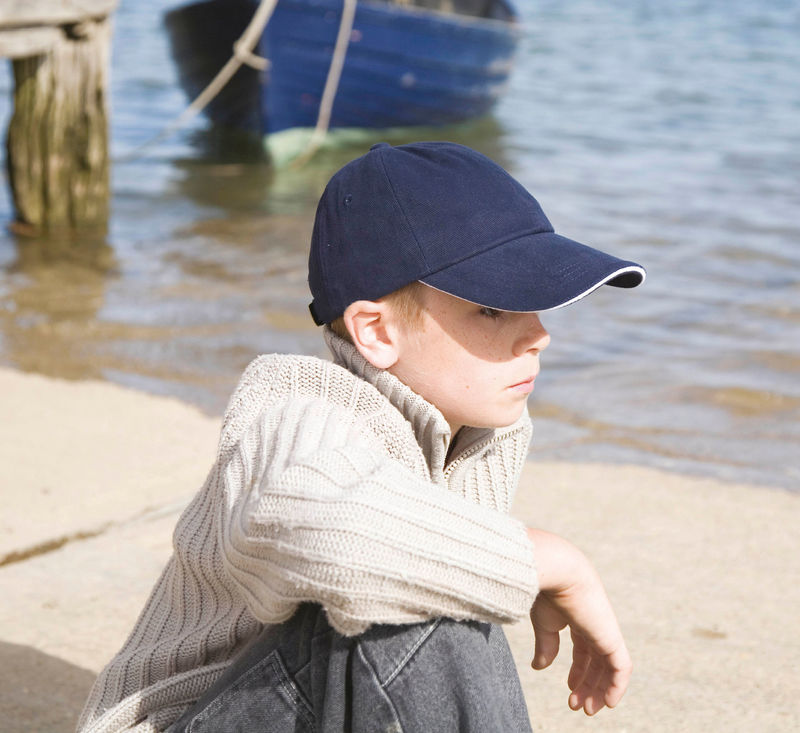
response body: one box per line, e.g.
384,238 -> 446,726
167,604 -> 532,733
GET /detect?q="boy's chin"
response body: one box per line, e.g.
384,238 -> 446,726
468,410 -> 528,431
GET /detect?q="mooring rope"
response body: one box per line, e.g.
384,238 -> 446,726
116,0 -> 278,162
119,0 -> 357,166
291,0 -> 357,166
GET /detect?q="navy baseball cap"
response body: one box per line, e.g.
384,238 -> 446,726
308,141 -> 645,325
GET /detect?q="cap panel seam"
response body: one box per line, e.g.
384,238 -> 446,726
418,226 -> 555,278
374,148 -> 431,271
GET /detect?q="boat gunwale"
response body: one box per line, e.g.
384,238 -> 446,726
266,0 -> 522,35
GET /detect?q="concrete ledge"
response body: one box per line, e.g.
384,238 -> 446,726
0,368 -> 219,563
1,368 -> 798,732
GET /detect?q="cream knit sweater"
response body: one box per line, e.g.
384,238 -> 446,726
77,331 -> 538,733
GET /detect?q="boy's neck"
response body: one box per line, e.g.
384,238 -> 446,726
324,328 -> 512,474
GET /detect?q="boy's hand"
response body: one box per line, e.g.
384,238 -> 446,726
526,528 -> 632,715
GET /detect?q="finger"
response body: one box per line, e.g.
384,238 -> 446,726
566,632 -> 597,712
602,650 -> 633,709
603,675 -> 629,709
568,690 -> 604,716
572,648 -> 633,715
568,685 -> 604,715
567,635 -> 591,691
569,657 -> 605,714
532,628 -> 560,670
584,668 -> 612,716
583,691 -> 608,717
566,659 -> 590,706
570,685 -> 607,716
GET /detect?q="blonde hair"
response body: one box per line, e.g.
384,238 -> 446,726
329,281 -> 425,343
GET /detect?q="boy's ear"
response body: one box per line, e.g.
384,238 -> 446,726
343,300 -> 400,370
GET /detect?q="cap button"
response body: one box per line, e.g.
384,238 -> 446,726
370,142 -> 390,151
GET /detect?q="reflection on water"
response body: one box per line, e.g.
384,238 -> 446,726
0,0 -> 798,490
0,117 -> 515,409
0,234 -> 116,380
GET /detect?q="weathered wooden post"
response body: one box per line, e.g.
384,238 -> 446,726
0,1 -> 117,234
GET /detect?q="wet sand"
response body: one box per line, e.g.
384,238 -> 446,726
1,367 -> 797,732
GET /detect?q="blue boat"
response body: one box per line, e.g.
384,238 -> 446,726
261,0 -> 520,133
166,0 -> 520,137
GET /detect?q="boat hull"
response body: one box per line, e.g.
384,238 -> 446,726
166,0 -> 262,133
260,0 -> 520,134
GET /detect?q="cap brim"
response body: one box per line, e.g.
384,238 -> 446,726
419,231 -> 645,312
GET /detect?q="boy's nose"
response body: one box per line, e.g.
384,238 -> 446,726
513,314 -> 550,356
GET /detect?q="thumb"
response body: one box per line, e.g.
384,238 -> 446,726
532,627 -> 560,669
530,597 -> 564,670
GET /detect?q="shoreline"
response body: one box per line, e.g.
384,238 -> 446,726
4,357 -> 794,498
1,367 -> 798,731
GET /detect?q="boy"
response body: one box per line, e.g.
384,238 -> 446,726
78,142 -> 644,732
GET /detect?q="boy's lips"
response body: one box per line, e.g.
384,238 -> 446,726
509,376 -> 536,394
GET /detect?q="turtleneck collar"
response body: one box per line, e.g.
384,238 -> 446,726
324,327 -> 454,478
323,327 -> 529,489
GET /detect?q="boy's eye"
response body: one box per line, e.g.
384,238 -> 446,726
479,306 -> 503,319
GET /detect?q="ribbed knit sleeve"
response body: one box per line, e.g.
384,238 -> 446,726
76,351 -> 539,733
221,396 -> 537,635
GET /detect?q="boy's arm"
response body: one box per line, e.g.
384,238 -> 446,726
218,397 -> 537,635
527,528 -> 632,715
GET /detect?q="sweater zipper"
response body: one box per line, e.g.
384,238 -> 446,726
443,425 -> 526,479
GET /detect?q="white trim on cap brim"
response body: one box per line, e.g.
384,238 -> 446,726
540,264 -> 647,312
420,264 -> 647,313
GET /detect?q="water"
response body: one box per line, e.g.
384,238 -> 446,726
1,0 -> 798,490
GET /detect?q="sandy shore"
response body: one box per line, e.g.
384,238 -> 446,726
1,367 -> 798,732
